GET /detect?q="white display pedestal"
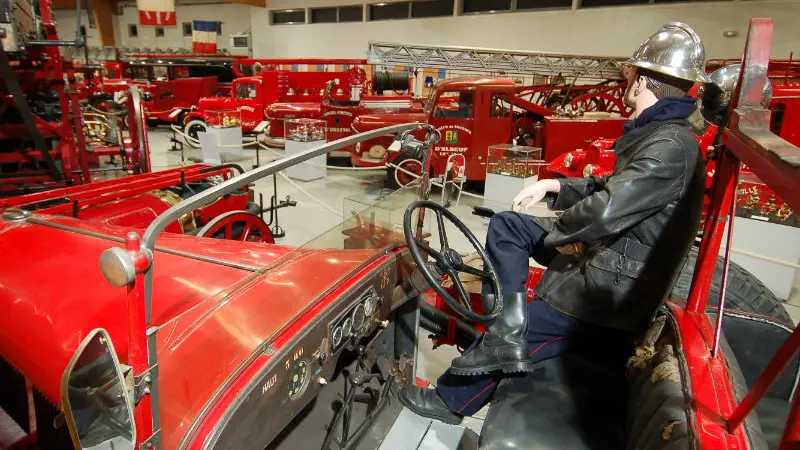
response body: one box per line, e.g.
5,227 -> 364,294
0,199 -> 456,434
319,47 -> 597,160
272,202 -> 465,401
207,126 -> 244,159
483,172 -> 539,212
285,139 -> 327,182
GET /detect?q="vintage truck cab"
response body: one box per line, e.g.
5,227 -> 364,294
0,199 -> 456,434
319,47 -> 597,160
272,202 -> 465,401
351,77 -> 626,187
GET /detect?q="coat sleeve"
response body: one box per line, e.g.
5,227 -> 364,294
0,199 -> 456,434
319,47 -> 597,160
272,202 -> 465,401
548,176 -> 610,211
543,140 -> 687,247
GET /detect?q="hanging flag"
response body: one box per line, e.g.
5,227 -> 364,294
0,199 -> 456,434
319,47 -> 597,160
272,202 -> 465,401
192,21 -> 218,54
137,0 -> 176,26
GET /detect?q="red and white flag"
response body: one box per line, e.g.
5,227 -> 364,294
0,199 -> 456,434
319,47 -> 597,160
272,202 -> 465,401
138,0 -> 176,26
192,21 -> 218,54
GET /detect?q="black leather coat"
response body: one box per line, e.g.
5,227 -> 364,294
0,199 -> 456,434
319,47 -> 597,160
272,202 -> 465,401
533,119 -> 706,331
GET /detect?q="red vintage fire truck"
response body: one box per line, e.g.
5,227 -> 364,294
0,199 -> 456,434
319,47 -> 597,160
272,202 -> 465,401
0,19 -> 797,450
97,53 -> 242,125
351,77 -> 627,187
181,59 -> 371,147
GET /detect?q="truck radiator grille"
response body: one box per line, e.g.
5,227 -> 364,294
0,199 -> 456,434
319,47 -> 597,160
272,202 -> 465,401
32,388 -> 72,450
0,356 -> 29,434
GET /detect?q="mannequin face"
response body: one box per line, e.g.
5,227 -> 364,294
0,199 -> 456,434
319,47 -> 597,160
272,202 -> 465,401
622,66 -> 659,119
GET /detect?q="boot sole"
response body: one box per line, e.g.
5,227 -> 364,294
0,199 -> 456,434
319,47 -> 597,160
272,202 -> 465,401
398,391 -> 463,425
449,360 -> 535,376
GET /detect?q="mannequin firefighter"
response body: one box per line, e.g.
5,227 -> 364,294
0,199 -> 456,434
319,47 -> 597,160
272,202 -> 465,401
399,22 -> 710,424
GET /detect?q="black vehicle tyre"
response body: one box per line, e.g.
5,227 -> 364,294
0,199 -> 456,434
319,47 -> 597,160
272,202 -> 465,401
387,153 -> 423,190
672,247 -> 791,323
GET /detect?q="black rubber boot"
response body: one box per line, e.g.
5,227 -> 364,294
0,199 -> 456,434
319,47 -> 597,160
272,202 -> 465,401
398,385 -> 463,425
449,292 -> 531,375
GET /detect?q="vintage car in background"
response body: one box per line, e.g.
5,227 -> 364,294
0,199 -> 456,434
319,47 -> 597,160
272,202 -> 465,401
0,19 -> 798,450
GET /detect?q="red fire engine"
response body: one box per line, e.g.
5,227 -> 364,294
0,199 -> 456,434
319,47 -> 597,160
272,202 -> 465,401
91,50 -> 242,126
0,20 -> 797,450
181,58 -> 372,147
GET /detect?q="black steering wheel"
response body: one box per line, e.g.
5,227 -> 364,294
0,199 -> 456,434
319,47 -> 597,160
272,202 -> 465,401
403,200 -> 503,324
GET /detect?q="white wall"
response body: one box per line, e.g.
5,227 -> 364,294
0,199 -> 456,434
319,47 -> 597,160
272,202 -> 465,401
52,9 -> 109,47
54,2 -> 253,52
251,0 -> 800,59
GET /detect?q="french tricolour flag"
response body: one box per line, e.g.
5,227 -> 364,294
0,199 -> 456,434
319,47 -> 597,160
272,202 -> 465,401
137,0 -> 175,26
192,21 -> 218,54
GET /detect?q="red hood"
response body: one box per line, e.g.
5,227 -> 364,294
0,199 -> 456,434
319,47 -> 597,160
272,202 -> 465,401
0,214 -> 386,449
265,102 -> 320,119
352,112 -> 427,133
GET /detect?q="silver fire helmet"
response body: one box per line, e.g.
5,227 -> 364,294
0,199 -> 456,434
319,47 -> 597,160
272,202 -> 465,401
626,22 -> 712,84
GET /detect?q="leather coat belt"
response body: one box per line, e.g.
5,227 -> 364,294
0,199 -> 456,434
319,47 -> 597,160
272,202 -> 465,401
607,237 -> 652,263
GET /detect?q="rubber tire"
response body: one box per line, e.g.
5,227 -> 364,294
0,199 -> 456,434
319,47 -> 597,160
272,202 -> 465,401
184,119 -> 207,149
387,153 -> 423,190
671,247 -> 791,323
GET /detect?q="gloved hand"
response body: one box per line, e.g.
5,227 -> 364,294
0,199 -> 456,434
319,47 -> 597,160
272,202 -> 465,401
511,179 -> 561,213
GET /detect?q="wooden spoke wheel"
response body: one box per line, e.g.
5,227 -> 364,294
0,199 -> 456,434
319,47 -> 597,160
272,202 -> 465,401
568,92 -> 632,117
196,211 -> 275,244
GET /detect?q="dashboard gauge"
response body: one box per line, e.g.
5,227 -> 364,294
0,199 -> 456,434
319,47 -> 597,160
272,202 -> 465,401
287,360 -> 309,399
331,326 -> 343,348
342,317 -> 353,336
363,296 -> 376,316
352,304 -> 367,330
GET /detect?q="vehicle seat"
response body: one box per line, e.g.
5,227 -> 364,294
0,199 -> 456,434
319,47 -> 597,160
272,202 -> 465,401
478,354 -> 627,450
478,316 -> 693,450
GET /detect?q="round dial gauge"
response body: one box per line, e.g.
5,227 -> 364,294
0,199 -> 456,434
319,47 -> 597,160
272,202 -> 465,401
288,360 -> 309,398
342,317 -> 353,336
363,296 -> 376,316
331,326 -> 343,348
352,304 -> 367,330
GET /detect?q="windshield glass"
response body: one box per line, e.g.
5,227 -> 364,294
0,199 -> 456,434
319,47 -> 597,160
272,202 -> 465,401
423,83 -> 439,114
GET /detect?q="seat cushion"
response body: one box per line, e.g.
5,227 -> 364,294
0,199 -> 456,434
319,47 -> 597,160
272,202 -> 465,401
478,355 -> 627,450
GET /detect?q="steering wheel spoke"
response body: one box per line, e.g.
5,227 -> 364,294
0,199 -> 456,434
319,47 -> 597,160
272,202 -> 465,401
456,263 -> 489,279
446,268 -> 473,312
415,239 -> 441,259
435,210 -> 449,249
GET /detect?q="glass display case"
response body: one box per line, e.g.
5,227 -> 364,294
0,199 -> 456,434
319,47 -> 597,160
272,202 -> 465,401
202,110 -> 244,159
486,144 -> 544,178
284,118 -> 327,181
206,110 -> 242,128
484,145 -> 547,212
285,118 -> 327,143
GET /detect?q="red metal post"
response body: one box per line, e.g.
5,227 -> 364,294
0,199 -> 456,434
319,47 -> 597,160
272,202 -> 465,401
727,324 -> 800,432
686,149 -> 739,315
778,377 -> 800,450
123,232 -> 154,443
711,162 -> 740,357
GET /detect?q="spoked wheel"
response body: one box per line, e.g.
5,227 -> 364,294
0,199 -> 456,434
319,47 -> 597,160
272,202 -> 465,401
183,119 -> 207,148
197,211 -> 275,243
387,154 -> 423,190
403,200 -> 502,324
